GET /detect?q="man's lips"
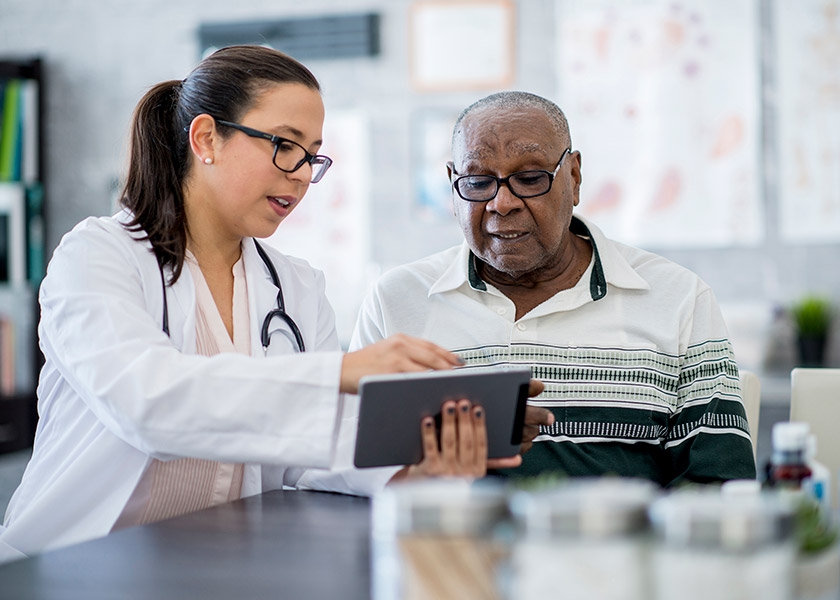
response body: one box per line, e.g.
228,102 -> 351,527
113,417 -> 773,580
488,231 -> 529,240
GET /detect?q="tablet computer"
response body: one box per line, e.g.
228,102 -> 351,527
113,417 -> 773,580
353,367 -> 532,469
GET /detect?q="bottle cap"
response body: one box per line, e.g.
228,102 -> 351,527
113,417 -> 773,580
772,421 -> 810,452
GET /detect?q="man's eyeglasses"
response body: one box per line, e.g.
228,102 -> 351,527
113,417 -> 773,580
215,119 -> 333,183
449,148 -> 572,202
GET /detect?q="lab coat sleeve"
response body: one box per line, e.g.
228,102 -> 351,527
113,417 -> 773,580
38,219 -> 343,468
286,286 -> 401,495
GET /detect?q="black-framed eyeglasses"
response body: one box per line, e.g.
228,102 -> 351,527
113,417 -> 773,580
215,119 -> 333,183
449,148 -> 572,202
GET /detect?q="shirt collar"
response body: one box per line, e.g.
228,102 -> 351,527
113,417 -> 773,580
428,214 -> 649,298
574,214 -> 650,292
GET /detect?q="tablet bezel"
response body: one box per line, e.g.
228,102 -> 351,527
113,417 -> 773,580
353,367 -> 532,468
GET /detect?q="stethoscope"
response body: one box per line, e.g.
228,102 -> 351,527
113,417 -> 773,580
158,238 -> 305,353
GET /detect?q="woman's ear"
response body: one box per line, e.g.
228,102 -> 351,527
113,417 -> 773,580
188,114 -> 218,166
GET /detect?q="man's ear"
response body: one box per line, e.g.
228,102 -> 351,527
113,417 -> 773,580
446,162 -> 457,217
570,150 -> 582,206
188,114 -> 218,164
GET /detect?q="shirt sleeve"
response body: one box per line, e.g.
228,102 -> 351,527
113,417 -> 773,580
348,284 -> 388,351
663,287 -> 757,485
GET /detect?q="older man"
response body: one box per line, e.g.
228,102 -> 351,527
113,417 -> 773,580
351,91 -> 756,486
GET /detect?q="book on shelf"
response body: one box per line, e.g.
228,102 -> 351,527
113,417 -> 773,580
25,183 -> 44,282
0,76 -> 39,183
0,315 -> 13,396
0,183 -> 26,285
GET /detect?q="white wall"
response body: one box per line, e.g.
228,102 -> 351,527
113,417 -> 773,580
1,0 -> 838,366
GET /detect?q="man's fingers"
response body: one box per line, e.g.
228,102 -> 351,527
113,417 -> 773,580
520,423 -> 541,454
528,378 -> 545,398
487,455 -> 523,469
524,405 -> 554,426
517,406 -> 552,455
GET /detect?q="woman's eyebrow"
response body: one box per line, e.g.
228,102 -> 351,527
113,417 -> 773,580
270,125 -> 322,148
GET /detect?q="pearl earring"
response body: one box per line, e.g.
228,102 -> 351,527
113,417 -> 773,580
203,157 -> 213,165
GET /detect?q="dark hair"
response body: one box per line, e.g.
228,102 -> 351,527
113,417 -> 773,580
120,45 -> 321,284
452,91 -> 571,153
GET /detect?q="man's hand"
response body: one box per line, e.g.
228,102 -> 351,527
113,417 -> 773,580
340,334 -> 462,394
519,379 -> 554,455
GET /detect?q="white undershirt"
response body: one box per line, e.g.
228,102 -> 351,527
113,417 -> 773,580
112,249 -> 251,530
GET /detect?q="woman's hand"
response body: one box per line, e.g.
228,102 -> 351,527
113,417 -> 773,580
389,398 -> 523,484
390,399 -> 494,482
340,334 -> 462,394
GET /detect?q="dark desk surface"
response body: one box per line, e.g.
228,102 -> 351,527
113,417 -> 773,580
0,490 -> 372,600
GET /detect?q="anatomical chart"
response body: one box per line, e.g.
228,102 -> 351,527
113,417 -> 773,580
776,0 -> 840,243
554,0 -> 763,247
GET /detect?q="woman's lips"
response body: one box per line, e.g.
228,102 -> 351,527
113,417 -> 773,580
268,195 -> 297,217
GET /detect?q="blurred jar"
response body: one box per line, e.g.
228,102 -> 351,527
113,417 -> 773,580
649,488 -> 796,600
505,478 -> 657,600
371,479 -> 509,600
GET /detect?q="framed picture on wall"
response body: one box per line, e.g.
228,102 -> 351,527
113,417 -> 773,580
409,0 -> 515,91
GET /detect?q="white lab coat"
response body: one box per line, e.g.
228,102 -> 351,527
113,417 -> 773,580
0,211 -> 369,561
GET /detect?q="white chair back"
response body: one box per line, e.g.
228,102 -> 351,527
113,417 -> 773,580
739,370 -> 761,460
790,368 -> 840,512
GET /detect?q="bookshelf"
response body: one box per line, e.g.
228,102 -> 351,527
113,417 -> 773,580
0,57 -> 46,454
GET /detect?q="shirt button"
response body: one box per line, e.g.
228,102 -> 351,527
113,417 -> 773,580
516,323 -> 527,331
497,307 -> 507,315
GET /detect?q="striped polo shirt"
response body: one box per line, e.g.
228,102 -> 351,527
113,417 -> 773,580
350,215 -> 756,486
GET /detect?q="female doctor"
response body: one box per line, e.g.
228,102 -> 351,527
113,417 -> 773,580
0,45 -> 518,562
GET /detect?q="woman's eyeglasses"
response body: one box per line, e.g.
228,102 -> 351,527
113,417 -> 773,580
215,119 -> 333,183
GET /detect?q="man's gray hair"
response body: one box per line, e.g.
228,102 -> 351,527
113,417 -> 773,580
452,91 -> 571,152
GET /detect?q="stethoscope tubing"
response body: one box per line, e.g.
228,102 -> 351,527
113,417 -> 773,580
159,239 -> 305,353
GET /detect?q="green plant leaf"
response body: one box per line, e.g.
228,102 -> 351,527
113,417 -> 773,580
791,296 -> 832,337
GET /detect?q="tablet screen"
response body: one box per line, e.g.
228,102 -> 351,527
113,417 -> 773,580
353,367 -> 532,468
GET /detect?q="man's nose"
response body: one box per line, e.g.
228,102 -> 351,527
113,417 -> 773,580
486,183 -> 523,216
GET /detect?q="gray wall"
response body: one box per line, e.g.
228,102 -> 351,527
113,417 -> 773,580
1,0 -> 838,371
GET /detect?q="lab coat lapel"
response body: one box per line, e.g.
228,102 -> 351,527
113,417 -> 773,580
164,261 -> 197,353
242,239 -> 288,358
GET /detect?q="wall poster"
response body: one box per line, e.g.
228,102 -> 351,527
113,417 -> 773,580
555,0 -> 763,248
775,0 -> 840,243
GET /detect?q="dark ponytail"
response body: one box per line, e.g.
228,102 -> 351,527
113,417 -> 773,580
120,46 -> 321,284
